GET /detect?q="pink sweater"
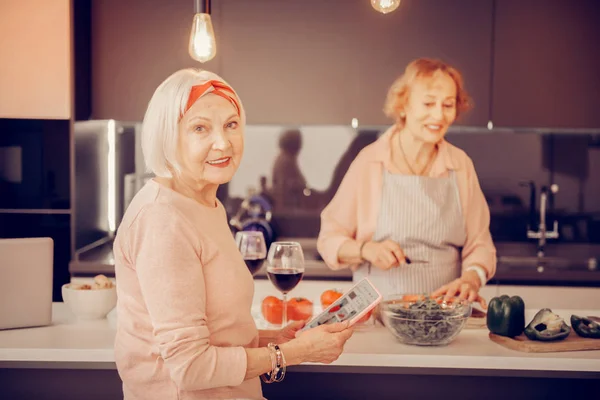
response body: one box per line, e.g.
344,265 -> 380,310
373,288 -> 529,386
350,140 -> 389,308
317,126 -> 497,280
113,180 -> 262,400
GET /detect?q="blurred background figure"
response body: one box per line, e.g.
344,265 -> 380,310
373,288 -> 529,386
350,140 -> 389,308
271,128 -> 308,210
321,130 -> 380,205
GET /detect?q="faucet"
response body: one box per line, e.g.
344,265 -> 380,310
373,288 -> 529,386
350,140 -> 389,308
526,184 -> 560,258
519,180 -> 537,231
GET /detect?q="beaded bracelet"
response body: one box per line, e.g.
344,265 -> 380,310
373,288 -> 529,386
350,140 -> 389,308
260,344 -> 276,383
272,343 -> 286,382
260,343 -> 287,383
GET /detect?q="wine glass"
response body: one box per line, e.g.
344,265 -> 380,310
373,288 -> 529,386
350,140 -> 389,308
235,231 -> 268,276
265,241 -> 305,327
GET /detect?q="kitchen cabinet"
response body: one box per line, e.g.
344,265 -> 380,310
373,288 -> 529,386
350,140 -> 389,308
0,0 -> 72,120
218,0 -> 362,125
219,0 -> 494,126
355,0 -> 494,127
492,0 -> 600,129
91,0 -> 205,121
89,0 -> 600,128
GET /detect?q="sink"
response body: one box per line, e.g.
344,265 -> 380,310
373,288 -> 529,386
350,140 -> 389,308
498,255 -> 598,272
495,242 -> 600,272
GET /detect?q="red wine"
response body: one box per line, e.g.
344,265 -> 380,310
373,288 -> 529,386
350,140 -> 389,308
244,258 -> 265,276
267,269 -> 304,293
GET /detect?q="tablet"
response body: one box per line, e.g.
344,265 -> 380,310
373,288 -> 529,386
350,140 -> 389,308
300,278 -> 382,332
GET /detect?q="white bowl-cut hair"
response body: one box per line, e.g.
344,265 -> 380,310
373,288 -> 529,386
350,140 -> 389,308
141,68 -> 246,178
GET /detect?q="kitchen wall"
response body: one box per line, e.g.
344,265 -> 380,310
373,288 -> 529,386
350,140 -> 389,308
225,125 -> 600,243
442,132 -> 600,242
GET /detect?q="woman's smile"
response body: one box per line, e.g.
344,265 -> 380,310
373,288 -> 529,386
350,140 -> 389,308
206,156 -> 231,168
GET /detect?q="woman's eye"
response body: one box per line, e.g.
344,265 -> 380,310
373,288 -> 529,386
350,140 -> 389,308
424,103 -> 434,107
226,121 -> 239,129
194,125 -> 207,132
444,104 -> 455,108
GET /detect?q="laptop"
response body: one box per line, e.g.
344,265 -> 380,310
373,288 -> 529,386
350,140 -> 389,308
0,237 -> 54,330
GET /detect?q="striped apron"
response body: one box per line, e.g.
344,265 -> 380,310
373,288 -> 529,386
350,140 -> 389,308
354,169 -> 466,298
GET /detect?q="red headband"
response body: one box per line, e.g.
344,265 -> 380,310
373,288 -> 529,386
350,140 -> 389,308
183,80 -> 241,117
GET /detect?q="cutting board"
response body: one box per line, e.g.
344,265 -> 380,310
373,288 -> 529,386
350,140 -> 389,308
489,331 -> 600,353
465,308 -> 487,329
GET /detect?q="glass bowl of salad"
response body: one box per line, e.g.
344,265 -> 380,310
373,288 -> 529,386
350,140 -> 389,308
380,294 -> 472,346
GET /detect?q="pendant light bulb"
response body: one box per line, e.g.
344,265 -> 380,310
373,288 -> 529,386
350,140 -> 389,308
371,0 -> 401,14
189,1 -> 216,63
189,13 -> 216,63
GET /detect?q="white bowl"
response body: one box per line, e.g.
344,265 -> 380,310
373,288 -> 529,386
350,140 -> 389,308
61,283 -> 117,320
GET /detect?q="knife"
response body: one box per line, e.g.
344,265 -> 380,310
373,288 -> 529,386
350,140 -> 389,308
406,257 -> 429,265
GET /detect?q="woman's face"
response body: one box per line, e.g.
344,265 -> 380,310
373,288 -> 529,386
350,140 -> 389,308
177,93 -> 243,185
402,70 -> 458,143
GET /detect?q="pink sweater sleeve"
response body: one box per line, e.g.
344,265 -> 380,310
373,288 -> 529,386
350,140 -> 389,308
317,158 -> 361,270
461,158 -> 497,281
128,204 -> 247,391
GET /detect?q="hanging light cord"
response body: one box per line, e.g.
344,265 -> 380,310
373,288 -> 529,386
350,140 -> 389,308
194,0 -> 211,14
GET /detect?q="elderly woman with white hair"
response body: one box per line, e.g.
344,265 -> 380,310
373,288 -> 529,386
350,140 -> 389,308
113,69 -> 353,400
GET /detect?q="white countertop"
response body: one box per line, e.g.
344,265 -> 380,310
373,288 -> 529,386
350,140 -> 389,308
1,280 -> 599,377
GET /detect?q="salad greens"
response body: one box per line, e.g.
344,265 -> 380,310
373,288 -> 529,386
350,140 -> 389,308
383,296 -> 469,346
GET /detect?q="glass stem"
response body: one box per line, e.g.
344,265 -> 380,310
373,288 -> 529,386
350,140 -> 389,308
282,293 -> 288,327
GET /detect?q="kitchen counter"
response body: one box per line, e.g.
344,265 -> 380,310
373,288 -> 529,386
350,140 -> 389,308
69,239 -> 354,280
2,303 -> 599,375
69,238 -> 600,287
2,282 -> 600,373
1,281 -> 599,399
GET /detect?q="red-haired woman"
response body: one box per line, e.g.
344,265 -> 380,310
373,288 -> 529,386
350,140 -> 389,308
318,58 -> 496,307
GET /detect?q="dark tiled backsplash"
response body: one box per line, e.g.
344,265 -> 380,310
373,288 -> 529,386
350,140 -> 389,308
222,126 -> 600,243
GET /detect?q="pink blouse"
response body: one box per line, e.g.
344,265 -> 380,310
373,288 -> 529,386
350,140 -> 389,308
113,180 -> 263,400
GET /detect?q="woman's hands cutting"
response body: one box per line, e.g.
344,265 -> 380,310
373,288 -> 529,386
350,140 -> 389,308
361,240 -> 408,270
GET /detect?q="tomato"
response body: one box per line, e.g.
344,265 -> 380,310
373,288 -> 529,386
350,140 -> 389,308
262,296 -> 314,324
261,296 -> 283,324
288,297 -> 314,321
320,289 -> 343,308
402,294 -> 426,303
321,289 -> 374,324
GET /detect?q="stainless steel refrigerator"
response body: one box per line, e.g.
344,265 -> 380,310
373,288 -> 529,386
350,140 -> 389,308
70,119 -> 145,275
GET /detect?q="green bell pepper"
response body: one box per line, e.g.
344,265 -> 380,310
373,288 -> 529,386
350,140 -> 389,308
524,308 -> 571,341
486,295 -> 525,337
571,315 -> 600,339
